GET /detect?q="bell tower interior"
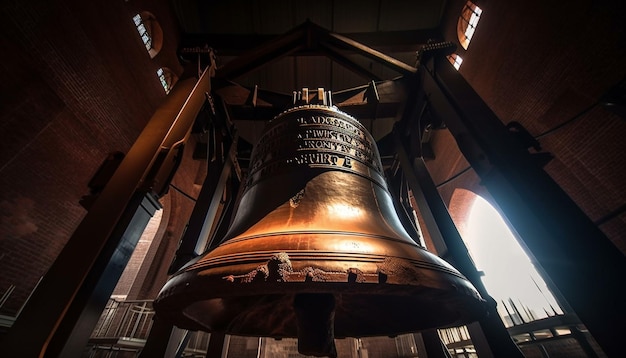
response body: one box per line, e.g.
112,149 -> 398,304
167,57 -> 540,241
0,0 -> 624,357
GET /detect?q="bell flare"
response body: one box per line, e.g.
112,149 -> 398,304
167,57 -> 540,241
154,104 -> 486,346
156,249 -> 485,338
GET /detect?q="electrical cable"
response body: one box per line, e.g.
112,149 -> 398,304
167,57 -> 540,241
433,100 -> 602,188
534,101 -> 600,140
169,183 -> 197,202
435,166 -> 472,188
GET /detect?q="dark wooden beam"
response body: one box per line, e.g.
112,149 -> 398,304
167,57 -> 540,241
333,79 -> 407,105
215,24 -> 308,79
180,28 -> 442,56
319,42 -> 383,81
224,101 -> 400,122
339,101 -> 400,120
228,106 -> 283,121
214,82 -> 293,110
323,32 -> 418,76
0,68 -> 215,358
219,79 -> 407,122
394,135 -> 524,357
423,54 -> 626,358
212,21 -> 420,85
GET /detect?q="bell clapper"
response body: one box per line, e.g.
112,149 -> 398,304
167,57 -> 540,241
294,293 -> 338,358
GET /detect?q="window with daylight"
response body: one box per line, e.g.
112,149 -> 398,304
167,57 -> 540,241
156,67 -> 177,94
449,189 -> 563,327
132,12 -> 163,58
448,53 -> 463,70
457,1 -> 483,50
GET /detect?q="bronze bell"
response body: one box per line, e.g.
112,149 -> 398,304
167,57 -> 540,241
154,102 -> 486,357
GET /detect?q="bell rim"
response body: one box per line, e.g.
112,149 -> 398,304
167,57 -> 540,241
154,273 -> 487,338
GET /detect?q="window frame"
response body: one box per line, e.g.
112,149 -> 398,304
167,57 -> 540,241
457,1 -> 483,50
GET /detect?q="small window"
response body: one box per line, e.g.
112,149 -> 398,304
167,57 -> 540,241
448,53 -> 463,70
156,67 -> 177,94
457,1 -> 483,50
132,12 -> 163,58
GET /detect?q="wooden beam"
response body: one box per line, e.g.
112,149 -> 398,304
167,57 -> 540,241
215,25 -> 307,79
319,42 -> 383,81
324,32 -> 418,76
424,54 -> 626,358
180,28 -> 442,56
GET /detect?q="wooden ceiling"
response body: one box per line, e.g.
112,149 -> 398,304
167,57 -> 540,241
172,0 -> 448,146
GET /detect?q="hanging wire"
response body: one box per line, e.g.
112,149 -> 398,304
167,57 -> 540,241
169,183 -> 198,202
435,166 -> 472,188
433,100 -> 603,188
534,101 -> 600,139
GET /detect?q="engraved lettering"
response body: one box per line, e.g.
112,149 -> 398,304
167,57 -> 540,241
302,115 -> 373,144
300,128 -> 372,154
245,111 -> 383,190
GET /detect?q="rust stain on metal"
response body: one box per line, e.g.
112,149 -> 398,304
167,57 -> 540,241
223,252 -> 293,283
302,266 -> 333,282
222,256 -> 425,285
268,252 -> 293,281
347,268 -> 366,283
289,189 -> 305,208
223,254 -> 368,283
377,257 -> 421,284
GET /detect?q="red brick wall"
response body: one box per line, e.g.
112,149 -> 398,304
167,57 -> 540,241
0,0 -> 184,315
112,208 -> 164,298
432,0 -> 626,253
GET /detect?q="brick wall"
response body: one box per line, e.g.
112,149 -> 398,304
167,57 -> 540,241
433,0 -> 626,252
112,208 -> 164,298
422,2 -> 624,355
0,0 -> 623,355
0,0 -> 184,316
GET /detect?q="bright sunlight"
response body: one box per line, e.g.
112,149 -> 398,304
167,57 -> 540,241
464,195 -> 563,327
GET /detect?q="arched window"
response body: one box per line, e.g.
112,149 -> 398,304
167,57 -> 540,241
457,1 -> 483,50
447,53 -> 463,70
449,189 -> 563,326
132,12 -> 163,58
156,67 -> 177,94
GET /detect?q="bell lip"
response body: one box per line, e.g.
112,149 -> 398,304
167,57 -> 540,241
154,274 -> 487,338
154,251 -> 487,337
156,269 -> 483,304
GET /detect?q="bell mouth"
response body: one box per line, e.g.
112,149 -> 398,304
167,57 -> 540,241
154,250 -> 486,338
170,289 -> 485,338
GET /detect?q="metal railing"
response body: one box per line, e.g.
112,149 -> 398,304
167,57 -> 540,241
1,277 -> 44,330
92,299 -> 155,340
86,299 -> 155,357
87,298 -> 213,357
86,299 -> 605,357
438,314 -> 606,358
